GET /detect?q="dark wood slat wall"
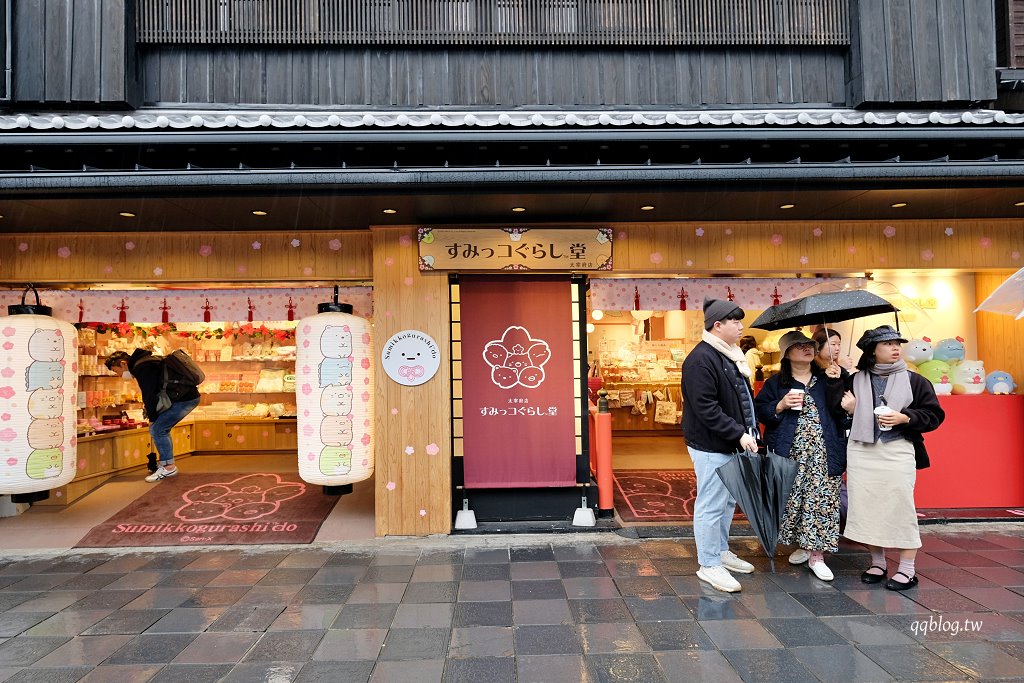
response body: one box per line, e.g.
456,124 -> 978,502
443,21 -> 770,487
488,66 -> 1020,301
12,0 -> 140,106
136,0 -> 850,47
848,0 -> 997,106
140,46 -> 847,107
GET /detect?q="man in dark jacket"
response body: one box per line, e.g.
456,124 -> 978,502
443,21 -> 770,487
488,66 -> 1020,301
681,298 -> 759,592
106,349 -> 201,482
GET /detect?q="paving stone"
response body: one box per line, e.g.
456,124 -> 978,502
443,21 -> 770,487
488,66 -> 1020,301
416,550 -> 465,565
448,626 -> 513,658
172,632 -> 260,664
452,602 -> 513,628
71,591 -> 145,611
147,664 -> 236,682
1,665 -> 94,683
517,654 -> 594,683
0,614 -> 55,638
291,585 -> 353,605
23,611 -> 112,637
585,653 -> 667,683
926,641 -> 1024,679
176,587 -> 250,609
207,606 -> 285,633
278,550 -> 333,569
699,619 -> 784,649
82,609 -> 170,635
75,663 -> 165,681
345,583 -> 407,604
463,549 -> 509,565
392,603 -> 454,628
370,551 -> 420,567
552,545 -> 602,562
0,638 -> 71,666
514,624 -> 582,655
410,565 -> 462,583
123,588 -> 199,610
682,596 -> 754,620
378,627 -> 449,661
307,566 -> 368,585
511,579 -> 566,601
295,660 -> 375,682
244,630 -> 325,662
229,552 -> 290,570
330,603 -> 398,629
370,659 -> 445,683
32,635 -> 133,666
51,574 -> 123,592
562,578 -> 621,599
578,623 -> 650,654
597,546 -> 648,561
512,599 -> 573,625
460,564 -> 510,582
269,605 -> 343,631
218,661 -> 304,683
720,648 -> 818,682
104,633 -> 197,664
624,596 -> 692,622
637,621 -> 715,651
558,562 -> 610,579
843,589 -> 933,615
510,547 -> 557,563
788,591 -> 873,617
232,585 -> 301,607
908,588 -> 988,613
639,542 -> 692,560
568,599 -> 633,624
155,571 -> 221,589
734,592 -> 812,618
402,582 -> 459,604
857,643 -> 972,681
457,580 -> 510,602
819,615 -> 918,646
654,651 -> 743,683
759,616 -> 846,647
361,566 -> 414,583
442,656 -> 515,683
312,628 -> 386,661
253,567 -> 320,586
613,577 -> 674,598
323,552 -> 374,567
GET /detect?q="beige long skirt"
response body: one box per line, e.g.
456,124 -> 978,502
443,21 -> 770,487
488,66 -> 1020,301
843,438 -> 921,549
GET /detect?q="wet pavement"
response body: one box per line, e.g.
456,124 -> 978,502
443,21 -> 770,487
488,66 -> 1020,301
0,524 -> 1023,682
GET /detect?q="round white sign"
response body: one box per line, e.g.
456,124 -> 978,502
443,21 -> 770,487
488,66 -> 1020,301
381,330 -> 441,386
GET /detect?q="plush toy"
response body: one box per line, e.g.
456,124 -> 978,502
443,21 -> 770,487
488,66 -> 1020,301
917,360 -> 953,395
904,337 -> 934,365
933,336 -> 966,364
951,360 -> 986,395
985,370 -> 1017,395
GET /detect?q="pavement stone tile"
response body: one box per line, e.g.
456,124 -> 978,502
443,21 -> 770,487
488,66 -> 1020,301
759,616 -> 846,647
819,615 -> 918,645
176,587 -> 250,609
651,560 -> 697,576
99,572 -> 168,592
637,621 -> 715,651
1,666 -> 94,683
207,605 -> 285,633
512,599 -> 573,625
654,651 -> 742,683
290,585 -> 353,605
509,562 -> 561,580
843,589 -> 933,615
510,547 -> 557,563
144,608 -> 225,634
452,602 -> 513,627
181,552 -> 242,571
790,644 -> 896,682
323,553 -> 374,567
511,579 -> 566,601
562,578 -> 620,599
311,628 -> 386,661
919,568 -> 1000,588
145,664 -> 235,682
206,569 -> 270,588
639,541 -> 692,560
460,564 -> 510,581
613,577 -> 674,598
789,591 -> 873,617
953,586 -> 1024,611
569,599 -> 633,624
330,603 -> 398,629
78,664 -> 164,682
699,619 -> 784,649
82,609 -> 170,635
416,550 -> 465,565
278,551 -> 333,569
734,592 -> 813,618
988,535 -> 1024,550
361,566 -> 414,583
517,654 -> 594,683
623,596 -> 692,622
962,565 -> 1024,585
392,603 -> 455,628
585,653 -> 667,683
244,630 -> 325,662
0,637 -> 69,667
103,633 -> 197,664
410,565 -> 462,583
925,641 -> 1024,679
3,576 -> 76,593
255,568 -> 319,586
218,661 -> 304,683
578,623 -> 650,654
514,624 -> 582,656
370,659 -> 445,682
154,571 -> 221,589
229,552 -> 290,570
463,549 -> 510,565
137,554 -> 202,572
909,588 -> 989,613
295,660 -> 374,682
50,574 -> 122,592
401,582 -> 458,604
448,626 -> 514,658
171,632 -> 260,664
0,615 -> 54,639
457,580 -> 510,602
857,643 -> 972,681
23,611 -> 113,637
371,551 -> 421,567
552,545 -> 602,562
604,560 -> 659,578
307,566 -> 368,585
597,546 -> 649,561
233,585 -> 301,606
345,582 -> 407,604
268,605 -> 343,631
378,627 -> 449,661
976,549 -> 1024,567
122,588 -> 198,610
31,635 -> 133,667
720,648 -> 818,683
558,562 -> 610,579
682,596 -> 754,621
442,656 -> 514,683
88,556 -> 157,575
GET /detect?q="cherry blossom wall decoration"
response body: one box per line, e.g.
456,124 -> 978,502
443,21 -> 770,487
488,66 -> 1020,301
883,226 -> 897,238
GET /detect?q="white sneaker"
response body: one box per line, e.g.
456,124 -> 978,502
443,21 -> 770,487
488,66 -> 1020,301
808,559 -> 834,581
145,466 -> 178,483
720,550 -> 755,574
697,565 -> 742,593
789,548 -> 810,565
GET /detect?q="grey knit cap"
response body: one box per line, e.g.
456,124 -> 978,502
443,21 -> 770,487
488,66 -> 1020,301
703,298 -> 742,329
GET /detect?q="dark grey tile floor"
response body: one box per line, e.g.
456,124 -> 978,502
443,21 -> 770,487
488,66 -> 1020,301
0,528 -> 1023,682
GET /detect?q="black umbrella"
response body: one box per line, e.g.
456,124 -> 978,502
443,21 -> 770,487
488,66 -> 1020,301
716,450 -> 798,573
750,290 -> 898,331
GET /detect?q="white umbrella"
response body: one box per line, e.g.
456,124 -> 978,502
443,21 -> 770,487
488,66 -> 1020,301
974,267 -> 1024,319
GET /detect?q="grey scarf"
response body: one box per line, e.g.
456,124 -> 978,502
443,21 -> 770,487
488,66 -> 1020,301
850,360 -> 913,444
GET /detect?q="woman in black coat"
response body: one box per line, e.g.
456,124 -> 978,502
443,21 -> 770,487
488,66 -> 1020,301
755,331 -> 848,582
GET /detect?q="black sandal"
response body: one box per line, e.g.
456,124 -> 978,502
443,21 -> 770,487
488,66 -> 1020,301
860,566 -> 888,584
884,572 -> 919,591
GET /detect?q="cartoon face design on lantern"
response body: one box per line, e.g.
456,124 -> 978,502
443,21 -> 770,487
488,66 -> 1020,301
27,418 -> 63,449
320,415 -> 353,446
319,446 -> 352,476
26,448 -> 63,479
28,388 -> 64,418
25,361 -> 64,391
28,329 -> 65,361
318,358 -> 352,387
320,325 -> 353,358
320,384 -> 353,416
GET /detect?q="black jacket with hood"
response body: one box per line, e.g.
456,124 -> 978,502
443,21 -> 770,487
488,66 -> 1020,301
127,349 -> 200,418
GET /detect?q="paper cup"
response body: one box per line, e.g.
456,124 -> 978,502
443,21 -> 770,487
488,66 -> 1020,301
788,388 -> 805,410
874,405 -> 894,430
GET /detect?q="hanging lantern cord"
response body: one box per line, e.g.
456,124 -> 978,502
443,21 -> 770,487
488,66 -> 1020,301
9,283 -> 52,316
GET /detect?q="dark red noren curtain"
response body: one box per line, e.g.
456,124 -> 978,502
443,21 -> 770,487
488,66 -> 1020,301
460,275 -> 577,488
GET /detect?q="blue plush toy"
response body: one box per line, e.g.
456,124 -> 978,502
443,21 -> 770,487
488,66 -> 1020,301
933,336 -> 966,363
985,371 -> 1017,395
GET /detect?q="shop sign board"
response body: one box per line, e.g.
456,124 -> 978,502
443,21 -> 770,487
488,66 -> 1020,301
417,227 -> 612,271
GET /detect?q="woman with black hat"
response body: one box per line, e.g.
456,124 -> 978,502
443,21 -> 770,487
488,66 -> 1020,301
838,325 -> 945,591
754,330 -> 848,581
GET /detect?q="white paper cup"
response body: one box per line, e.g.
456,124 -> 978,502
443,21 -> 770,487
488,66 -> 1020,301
874,405 -> 894,430
788,388 -> 805,410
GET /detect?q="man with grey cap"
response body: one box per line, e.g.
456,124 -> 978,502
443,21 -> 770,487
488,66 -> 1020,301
682,298 -> 759,592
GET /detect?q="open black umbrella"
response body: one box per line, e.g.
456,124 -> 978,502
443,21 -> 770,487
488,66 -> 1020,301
750,290 -> 898,331
716,450 -> 798,573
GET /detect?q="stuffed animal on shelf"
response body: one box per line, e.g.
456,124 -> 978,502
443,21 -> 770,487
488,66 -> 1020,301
917,359 -> 953,395
904,337 -> 934,366
933,336 -> 966,364
985,370 -> 1017,395
951,360 -> 986,395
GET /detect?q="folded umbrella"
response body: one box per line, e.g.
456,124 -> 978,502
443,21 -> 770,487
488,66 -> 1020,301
750,290 -> 897,331
716,450 -> 798,573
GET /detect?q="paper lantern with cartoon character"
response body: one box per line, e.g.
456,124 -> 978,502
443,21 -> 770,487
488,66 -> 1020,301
951,360 -> 986,395
917,360 -> 953,395
0,288 -> 79,497
295,293 -> 373,487
933,337 -> 966,363
985,371 -> 1017,395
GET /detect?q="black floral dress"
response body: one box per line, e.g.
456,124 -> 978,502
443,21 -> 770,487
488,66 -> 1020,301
777,376 -> 842,552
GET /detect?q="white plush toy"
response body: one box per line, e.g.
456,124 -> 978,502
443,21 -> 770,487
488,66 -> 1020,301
904,337 -> 934,365
951,360 -> 986,395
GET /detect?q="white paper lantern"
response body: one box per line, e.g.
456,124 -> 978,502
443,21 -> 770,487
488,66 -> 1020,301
295,298 -> 374,487
0,290 -> 79,497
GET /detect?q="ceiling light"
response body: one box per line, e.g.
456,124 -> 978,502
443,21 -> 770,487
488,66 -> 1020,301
118,212 -> 136,218
891,202 -> 907,208
382,208 -> 397,214
591,309 -> 604,320
251,210 -> 268,216
511,207 -> 526,213
640,205 -> 655,211
779,204 -> 795,210
1015,201 -> 1024,207
586,323 -> 596,334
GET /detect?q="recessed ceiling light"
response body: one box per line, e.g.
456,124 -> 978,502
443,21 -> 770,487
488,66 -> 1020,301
640,205 -> 655,211
382,208 -> 397,214
118,212 -> 136,218
890,202 -> 908,208
511,207 -> 526,213
251,210 -> 268,216
779,204 -> 795,209
1015,201 -> 1024,207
